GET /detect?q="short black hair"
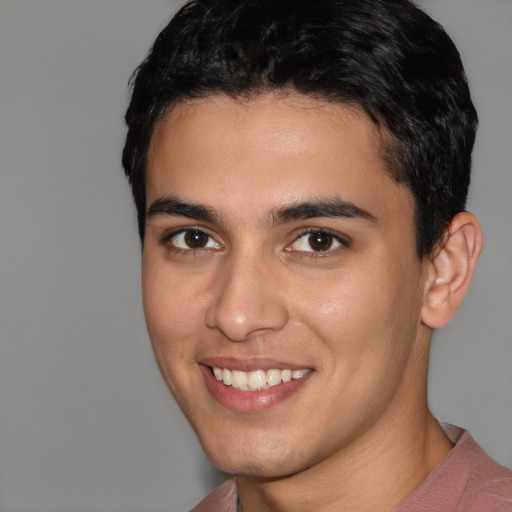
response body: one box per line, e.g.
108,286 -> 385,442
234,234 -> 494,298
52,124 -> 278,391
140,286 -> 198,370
122,0 -> 477,257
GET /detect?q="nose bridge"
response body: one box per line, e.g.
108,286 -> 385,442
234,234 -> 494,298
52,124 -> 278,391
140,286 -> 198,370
205,248 -> 289,341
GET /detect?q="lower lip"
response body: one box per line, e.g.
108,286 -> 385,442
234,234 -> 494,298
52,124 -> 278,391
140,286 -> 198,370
200,365 -> 313,413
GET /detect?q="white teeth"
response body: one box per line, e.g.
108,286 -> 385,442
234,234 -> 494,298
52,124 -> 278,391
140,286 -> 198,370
248,370 -> 266,390
222,368 -> 232,386
267,369 -> 282,386
211,366 -> 310,391
231,370 -> 248,389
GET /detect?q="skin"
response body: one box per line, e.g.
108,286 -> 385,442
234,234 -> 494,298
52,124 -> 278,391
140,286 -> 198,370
142,93 -> 472,511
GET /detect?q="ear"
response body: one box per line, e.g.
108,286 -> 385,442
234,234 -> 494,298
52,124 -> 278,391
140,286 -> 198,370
421,212 -> 483,329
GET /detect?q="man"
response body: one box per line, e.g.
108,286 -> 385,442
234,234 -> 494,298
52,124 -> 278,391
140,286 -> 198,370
122,0 -> 512,510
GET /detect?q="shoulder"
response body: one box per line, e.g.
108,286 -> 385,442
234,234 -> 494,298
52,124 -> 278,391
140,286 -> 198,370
188,479 -> 238,512
448,425 -> 512,509
467,469 -> 512,511
395,424 -> 512,512
463,443 -> 512,511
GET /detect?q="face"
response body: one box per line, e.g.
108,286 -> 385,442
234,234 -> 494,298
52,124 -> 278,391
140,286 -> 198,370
142,94 -> 431,477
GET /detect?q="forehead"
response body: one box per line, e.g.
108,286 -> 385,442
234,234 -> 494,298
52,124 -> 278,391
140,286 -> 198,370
149,93 -> 383,165
146,93 -> 412,225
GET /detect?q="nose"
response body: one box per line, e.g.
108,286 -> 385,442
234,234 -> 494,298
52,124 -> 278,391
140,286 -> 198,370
205,254 -> 289,342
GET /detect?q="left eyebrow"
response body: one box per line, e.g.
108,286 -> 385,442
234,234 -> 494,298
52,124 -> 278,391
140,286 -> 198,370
269,198 -> 377,225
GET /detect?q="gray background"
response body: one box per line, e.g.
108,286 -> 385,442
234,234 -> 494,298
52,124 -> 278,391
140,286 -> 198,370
0,1 -> 510,511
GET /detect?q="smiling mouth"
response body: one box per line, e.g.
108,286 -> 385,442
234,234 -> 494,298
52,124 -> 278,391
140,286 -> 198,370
210,366 -> 311,391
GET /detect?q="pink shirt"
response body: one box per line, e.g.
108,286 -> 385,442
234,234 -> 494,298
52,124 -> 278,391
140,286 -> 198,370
190,425 -> 512,512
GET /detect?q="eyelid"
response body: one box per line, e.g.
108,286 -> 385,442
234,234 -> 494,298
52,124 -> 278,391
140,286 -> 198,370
158,225 -> 350,255
286,228 -> 351,253
160,226 -> 222,251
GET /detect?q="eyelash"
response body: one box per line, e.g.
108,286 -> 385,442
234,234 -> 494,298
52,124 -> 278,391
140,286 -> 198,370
287,228 -> 351,256
160,227 -> 351,256
160,227 -> 220,254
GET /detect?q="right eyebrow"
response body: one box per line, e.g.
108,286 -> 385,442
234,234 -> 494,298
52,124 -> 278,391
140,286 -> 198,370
146,196 -> 222,225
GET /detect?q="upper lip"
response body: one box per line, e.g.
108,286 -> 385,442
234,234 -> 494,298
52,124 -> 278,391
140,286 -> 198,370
199,356 -> 313,372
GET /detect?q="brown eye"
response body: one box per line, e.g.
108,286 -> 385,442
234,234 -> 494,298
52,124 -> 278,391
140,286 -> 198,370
184,230 -> 209,248
288,230 -> 345,253
307,232 -> 334,252
166,229 -> 221,251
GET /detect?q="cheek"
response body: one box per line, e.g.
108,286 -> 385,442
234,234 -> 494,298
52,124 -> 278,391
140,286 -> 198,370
141,260 -> 213,410
291,269 -> 379,339
141,259 -> 206,363
291,267 -> 423,425
290,258 -> 423,362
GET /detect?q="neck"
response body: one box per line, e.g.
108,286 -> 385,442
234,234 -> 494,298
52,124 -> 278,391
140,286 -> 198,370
236,333 -> 453,512
237,412 -> 451,512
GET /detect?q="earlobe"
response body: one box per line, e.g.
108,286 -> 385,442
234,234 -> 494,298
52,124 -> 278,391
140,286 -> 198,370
421,212 -> 483,329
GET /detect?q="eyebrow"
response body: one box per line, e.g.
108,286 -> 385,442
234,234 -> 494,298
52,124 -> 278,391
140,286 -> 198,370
146,195 -> 377,226
147,196 -> 221,224
270,198 -> 377,224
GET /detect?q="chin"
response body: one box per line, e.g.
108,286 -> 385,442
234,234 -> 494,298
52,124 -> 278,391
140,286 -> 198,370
210,456 -> 298,479
198,430 -> 303,478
